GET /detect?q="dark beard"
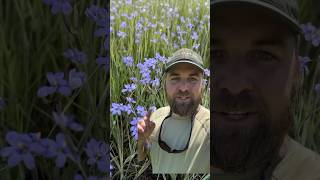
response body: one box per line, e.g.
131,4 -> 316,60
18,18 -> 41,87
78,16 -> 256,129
212,90 -> 290,174
167,91 -> 201,116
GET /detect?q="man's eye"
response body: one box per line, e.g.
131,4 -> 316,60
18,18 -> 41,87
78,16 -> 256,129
170,77 -> 180,81
248,50 -> 277,62
188,77 -> 198,82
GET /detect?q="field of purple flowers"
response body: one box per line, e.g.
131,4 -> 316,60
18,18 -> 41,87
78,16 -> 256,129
110,0 -> 210,179
0,0 -> 109,179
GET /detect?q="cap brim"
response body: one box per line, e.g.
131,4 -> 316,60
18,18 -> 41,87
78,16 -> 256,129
165,60 -> 204,72
211,0 -> 301,34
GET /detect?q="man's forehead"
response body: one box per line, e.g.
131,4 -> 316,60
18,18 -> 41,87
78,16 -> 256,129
166,63 -> 202,75
212,4 -> 291,31
211,5 -> 294,48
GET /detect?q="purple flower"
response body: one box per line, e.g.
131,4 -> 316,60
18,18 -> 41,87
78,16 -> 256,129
63,48 -> 87,64
130,117 -> 140,126
140,76 -> 151,85
315,83 -> 320,94
121,83 -> 136,93
174,43 -> 179,49
137,63 -> 151,77
117,31 -> 127,38
94,27 -> 108,37
298,56 -> 311,74
151,78 -> 160,87
110,163 -> 113,175
68,69 -> 86,90
122,56 -> 134,66
84,139 -> 109,173
0,97 -> 6,110
193,43 -> 200,50
49,133 -> 74,168
130,117 -> 140,140
130,125 -> 138,140
149,106 -> 157,112
126,97 -> 136,104
204,68 -> 210,77
120,21 -> 127,28
151,38 -> 157,43
130,77 -> 137,82
43,0 -> 72,15
85,5 -> 108,37
311,30 -> 320,47
0,131 -> 40,170
96,56 -> 109,69
191,31 -> 199,40
136,105 -> 147,117
144,58 -> 157,70
301,23 -> 317,41
111,103 -> 123,116
52,111 -> 84,131
74,174 -> 83,180
180,39 -> 186,46
37,72 -> 71,97
155,53 -> 166,63
121,104 -> 133,115
38,138 -> 57,158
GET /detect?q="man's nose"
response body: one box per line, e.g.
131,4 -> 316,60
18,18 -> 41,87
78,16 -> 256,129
215,65 -> 253,95
178,80 -> 190,92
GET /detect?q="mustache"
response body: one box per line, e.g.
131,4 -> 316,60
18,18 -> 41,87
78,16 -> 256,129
174,91 -> 191,97
212,90 -> 263,113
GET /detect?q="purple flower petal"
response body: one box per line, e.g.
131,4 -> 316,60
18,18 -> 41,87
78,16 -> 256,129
69,122 -> 84,132
97,160 -> 108,173
62,1 -> 72,15
37,86 -> 56,97
58,86 -> 72,96
51,2 -> 61,14
5,131 -> 20,146
22,152 -> 36,170
56,154 -> 67,168
0,147 -> 15,157
74,174 -> 84,180
8,154 -> 22,167
94,27 -> 108,37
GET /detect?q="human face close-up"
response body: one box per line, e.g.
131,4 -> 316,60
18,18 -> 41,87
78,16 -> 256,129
211,4 -> 299,172
165,63 -> 204,116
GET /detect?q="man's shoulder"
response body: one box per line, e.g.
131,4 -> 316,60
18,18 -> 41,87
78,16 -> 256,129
196,105 -> 210,122
273,136 -> 320,180
150,106 -> 170,121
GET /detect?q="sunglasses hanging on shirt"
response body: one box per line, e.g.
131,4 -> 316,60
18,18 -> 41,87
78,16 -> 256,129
158,111 -> 195,153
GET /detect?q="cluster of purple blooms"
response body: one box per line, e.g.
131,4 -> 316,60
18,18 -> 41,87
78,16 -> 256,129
42,0 -> 72,15
0,131 -> 109,179
301,23 -> 320,47
0,1 -> 110,179
37,69 -> 86,97
299,22 -> 320,93
110,0 -> 209,51
85,4 -> 109,69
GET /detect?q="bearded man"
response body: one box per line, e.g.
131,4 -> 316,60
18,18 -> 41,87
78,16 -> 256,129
211,0 -> 320,179
137,48 -> 210,174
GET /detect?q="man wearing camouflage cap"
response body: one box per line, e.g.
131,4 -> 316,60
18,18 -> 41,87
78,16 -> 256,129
211,0 -> 320,179
137,48 -> 210,173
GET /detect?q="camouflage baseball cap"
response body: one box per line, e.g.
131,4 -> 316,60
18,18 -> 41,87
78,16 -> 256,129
165,48 -> 204,72
211,0 -> 301,34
